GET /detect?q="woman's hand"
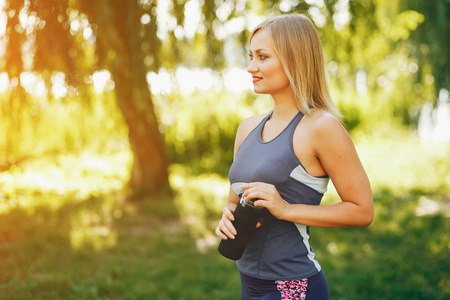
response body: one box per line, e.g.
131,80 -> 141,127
241,182 -> 290,220
215,206 -> 237,240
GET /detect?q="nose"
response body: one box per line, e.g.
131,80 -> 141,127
247,59 -> 258,74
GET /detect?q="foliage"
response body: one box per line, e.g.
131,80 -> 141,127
353,131 -> 450,196
0,150 -> 132,214
0,89 -> 128,167
1,0 -> 448,193
317,0 -> 435,128
154,89 -> 272,176
401,0 -> 450,95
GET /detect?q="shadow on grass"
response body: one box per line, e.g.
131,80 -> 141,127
0,187 -> 448,300
313,187 -> 449,300
0,193 -> 240,300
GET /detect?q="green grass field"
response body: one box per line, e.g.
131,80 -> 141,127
0,136 -> 449,299
0,196 -> 242,299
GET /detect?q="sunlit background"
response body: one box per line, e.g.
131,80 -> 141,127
0,0 -> 449,299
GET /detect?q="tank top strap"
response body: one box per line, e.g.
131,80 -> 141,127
255,111 -> 304,144
286,111 -> 304,136
254,111 -> 274,137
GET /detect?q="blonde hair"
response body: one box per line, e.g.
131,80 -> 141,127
250,14 -> 341,119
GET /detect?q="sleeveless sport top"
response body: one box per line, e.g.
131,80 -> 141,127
228,111 -> 329,280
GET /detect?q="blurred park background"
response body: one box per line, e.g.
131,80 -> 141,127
0,0 -> 449,299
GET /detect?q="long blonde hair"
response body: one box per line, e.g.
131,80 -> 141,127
250,14 -> 341,119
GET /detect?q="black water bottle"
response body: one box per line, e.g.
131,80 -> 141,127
218,197 -> 263,260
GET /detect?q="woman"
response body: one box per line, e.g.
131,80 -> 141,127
215,14 -> 374,300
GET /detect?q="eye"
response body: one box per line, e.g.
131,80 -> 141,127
259,55 -> 267,60
248,54 -> 253,60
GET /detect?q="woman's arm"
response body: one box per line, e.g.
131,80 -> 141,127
242,114 -> 374,228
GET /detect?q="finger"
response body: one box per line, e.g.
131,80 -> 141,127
240,182 -> 252,189
223,217 -> 237,237
242,186 -> 260,198
241,182 -> 259,191
246,191 -> 271,202
222,207 -> 235,221
253,199 -> 267,208
221,211 -> 236,233
220,217 -> 236,239
215,226 -> 228,240
242,185 -> 273,199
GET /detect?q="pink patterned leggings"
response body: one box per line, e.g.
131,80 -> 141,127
240,270 -> 329,300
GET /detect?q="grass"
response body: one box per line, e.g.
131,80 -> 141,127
0,135 -> 449,299
0,196 -> 241,299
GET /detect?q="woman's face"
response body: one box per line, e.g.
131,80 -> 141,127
247,29 -> 291,97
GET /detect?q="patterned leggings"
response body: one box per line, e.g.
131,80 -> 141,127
240,270 -> 329,300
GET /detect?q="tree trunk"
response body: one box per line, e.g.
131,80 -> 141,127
111,66 -> 170,196
113,67 -> 169,194
105,2 -> 170,197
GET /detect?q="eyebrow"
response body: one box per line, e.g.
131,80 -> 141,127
248,48 -> 269,54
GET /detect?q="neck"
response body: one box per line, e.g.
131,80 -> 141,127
270,90 -> 298,121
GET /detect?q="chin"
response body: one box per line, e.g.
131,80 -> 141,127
253,87 -> 266,94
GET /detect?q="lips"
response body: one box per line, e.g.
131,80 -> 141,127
252,76 -> 263,83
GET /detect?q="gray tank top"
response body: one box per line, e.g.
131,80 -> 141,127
228,111 -> 329,280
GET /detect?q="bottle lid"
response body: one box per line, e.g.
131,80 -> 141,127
241,197 -> 261,209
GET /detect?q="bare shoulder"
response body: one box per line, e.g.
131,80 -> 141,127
296,109 -> 353,156
307,111 -> 359,167
234,113 -> 267,154
303,109 -> 348,138
239,113 -> 267,133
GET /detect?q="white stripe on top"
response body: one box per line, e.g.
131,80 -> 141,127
231,182 -> 247,197
295,223 -> 322,272
290,165 -> 329,194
